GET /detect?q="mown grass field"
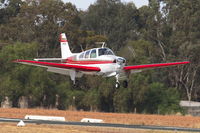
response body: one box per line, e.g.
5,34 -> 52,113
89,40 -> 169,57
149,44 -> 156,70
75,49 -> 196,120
1,108 -> 200,128
0,123 -> 191,133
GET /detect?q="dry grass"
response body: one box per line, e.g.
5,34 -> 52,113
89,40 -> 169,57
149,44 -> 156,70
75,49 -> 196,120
0,123 -> 190,133
0,108 -> 200,128
0,123 -> 86,133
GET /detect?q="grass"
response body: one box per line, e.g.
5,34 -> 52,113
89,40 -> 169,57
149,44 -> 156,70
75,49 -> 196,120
1,108 -> 200,128
0,123 -> 191,133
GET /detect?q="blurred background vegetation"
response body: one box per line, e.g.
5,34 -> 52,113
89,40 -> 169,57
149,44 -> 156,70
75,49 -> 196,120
0,0 -> 200,114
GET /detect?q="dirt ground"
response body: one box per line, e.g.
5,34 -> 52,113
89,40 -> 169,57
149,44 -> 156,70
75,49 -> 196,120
0,108 -> 200,128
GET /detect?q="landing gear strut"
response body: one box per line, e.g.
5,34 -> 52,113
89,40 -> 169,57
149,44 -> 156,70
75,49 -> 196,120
115,74 -> 120,89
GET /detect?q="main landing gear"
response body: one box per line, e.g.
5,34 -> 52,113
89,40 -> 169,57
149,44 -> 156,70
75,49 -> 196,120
122,80 -> 128,88
115,80 -> 128,89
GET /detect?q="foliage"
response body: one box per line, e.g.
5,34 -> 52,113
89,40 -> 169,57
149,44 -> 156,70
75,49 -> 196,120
143,82 -> 181,114
0,0 -> 199,115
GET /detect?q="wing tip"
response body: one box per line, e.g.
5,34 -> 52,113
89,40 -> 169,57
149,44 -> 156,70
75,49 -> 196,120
178,61 -> 190,65
12,59 -> 20,63
123,60 -> 190,70
184,61 -> 190,64
12,59 -> 31,63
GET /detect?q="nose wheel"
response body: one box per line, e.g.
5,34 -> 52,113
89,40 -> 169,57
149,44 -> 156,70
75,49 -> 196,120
115,74 -> 120,89
115,82 -> 120,89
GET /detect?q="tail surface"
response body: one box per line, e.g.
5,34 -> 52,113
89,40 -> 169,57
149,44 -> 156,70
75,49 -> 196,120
60,33 -> 72,59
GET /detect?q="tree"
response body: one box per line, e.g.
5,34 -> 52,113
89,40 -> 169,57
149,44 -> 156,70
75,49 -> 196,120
161,0 -> 200,101
81,0 -> 139,50
138,0 -> 167,62
113,87 -> 132,112
0,42 -> 38,107
0,0 -> 197,114
143,82 -> 181,114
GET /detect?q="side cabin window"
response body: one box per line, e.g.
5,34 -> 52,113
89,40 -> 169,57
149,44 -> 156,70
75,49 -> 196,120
79,52 -> 84,58
90,49 -> 97,58
98,48 -> 114,56
85,50 -> 90,58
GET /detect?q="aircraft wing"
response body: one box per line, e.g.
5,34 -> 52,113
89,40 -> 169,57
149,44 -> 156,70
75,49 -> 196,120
123,61 -> 189,73
34,58 -> 62,61
13,59 -> 101,72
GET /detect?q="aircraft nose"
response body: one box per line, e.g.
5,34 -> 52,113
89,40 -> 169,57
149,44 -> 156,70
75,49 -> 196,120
114,57 -> 126,64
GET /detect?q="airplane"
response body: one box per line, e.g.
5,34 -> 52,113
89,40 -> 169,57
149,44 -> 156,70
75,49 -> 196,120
14,33 -> 190,88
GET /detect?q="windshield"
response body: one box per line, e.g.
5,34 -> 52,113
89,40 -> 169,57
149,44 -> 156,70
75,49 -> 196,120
98,48 -> 114,56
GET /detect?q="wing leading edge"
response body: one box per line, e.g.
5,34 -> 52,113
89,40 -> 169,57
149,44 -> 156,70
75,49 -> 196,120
13,59 -> 101,72
123,61 -> 190,71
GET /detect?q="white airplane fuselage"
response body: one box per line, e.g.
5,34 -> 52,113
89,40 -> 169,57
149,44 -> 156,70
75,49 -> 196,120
64,48 -> 126,77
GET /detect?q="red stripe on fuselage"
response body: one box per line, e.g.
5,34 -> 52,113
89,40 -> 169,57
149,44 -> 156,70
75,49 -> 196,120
65,60 -> 114,65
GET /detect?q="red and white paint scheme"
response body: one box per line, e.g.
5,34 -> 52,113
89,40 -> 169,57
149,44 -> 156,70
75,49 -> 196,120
14,33 -> 190,88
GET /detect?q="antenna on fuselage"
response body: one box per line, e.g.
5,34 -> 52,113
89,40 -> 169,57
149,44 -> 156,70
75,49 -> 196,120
95,42 -> 106,48
80,44 -> 84,52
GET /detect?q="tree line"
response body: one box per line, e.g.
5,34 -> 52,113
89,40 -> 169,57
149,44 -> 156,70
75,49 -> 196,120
0,0 -> 199,114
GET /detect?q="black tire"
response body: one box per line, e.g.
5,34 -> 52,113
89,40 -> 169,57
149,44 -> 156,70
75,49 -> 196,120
122,80 -> 128,88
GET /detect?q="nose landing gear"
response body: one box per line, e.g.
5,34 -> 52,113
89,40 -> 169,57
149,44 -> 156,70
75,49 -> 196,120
115,74 -> 120,89
115,82 -> 120,89
115,74 -> 128,89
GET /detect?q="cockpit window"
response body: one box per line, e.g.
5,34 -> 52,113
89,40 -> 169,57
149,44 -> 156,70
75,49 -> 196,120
85,50 -> 90,58
90,49 -> 97,58
79,52 -> 84,58
98,48 -> 114,56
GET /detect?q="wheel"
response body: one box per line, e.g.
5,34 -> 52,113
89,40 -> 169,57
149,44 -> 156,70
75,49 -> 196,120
122,80 -> 128,88
115,82 -> 120,89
